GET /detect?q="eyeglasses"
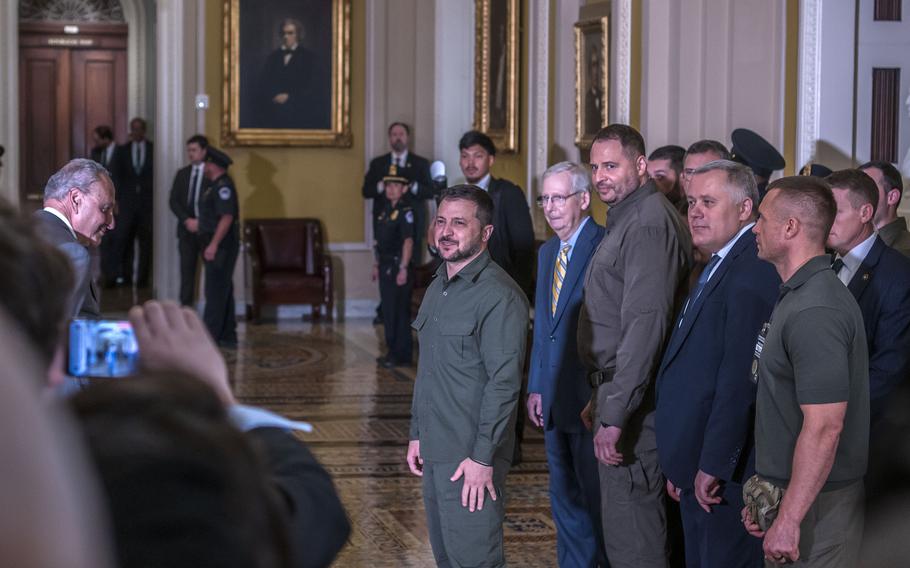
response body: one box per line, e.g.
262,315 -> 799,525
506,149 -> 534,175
535,192 -> 582,208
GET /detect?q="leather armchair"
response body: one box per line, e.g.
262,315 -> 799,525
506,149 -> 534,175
244,218 -> 333,322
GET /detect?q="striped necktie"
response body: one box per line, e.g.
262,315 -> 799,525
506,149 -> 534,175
551,244 -> 571,315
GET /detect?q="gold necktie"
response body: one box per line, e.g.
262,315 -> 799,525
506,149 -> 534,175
551,244 -> 570,315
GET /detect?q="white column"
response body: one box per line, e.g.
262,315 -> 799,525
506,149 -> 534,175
0,0 -> 19,206
432,1 -> 474,182
526,0 -> 549,235
154,0 -> 198,300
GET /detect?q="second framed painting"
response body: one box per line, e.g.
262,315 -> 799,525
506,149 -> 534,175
575,16 -> 609,149
474,0 -> 520,153
222,0 -> 352,147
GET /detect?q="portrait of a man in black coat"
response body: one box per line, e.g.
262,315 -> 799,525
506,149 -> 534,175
257,18 -> 330,129
238,1 -> 334,132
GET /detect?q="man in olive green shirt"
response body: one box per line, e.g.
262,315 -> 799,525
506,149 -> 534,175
578,124 -> 692,568
745,177 -> 869,567
407,184 -> 529,567
859,161 -> 910,257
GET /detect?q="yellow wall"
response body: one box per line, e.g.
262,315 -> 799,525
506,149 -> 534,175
204,0 -> 366,244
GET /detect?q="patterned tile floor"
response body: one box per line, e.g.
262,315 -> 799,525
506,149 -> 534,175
225,319 -> 557,567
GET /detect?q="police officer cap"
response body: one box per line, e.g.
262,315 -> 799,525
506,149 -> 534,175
730,128 -> 785,179
382,163 -> 410,185
205,146 -> 233,169
799,162 -> 832,178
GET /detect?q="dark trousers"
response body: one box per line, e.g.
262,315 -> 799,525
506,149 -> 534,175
378,263 -> 413,363
544,427 -> 607,568
177,229 -> 201,307
423,459 -> 509,568
111,199 -> 153,286
202,234 -> 238,343
678,481 -> 762,568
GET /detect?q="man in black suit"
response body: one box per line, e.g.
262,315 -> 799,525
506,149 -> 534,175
458,130 -> 535,297
655,160 -> 779,568
90,125 -> 117,170
257,18 -> 330,130
91,125 -> 119,287
33,159 -> 116,317
826,169 -> 910,424
362,122 -> 434,238
168,134 -> 209,307
112,117 -> 154,287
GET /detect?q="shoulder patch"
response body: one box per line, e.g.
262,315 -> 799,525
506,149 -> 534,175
218,186 -> 232,200
405,210 -> 414,224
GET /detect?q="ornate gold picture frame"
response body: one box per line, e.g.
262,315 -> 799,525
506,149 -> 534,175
575,16 -> 609,149
473,0 -> 520,153
222,0 -> 351,147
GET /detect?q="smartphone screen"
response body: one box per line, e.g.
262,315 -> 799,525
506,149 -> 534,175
68,319 -> 139,378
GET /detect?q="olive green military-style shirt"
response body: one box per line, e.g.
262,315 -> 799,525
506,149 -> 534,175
577,180 -> 692,454
755,255 -> 869,490
409,250 -> 529,465
878,216 -> 910,258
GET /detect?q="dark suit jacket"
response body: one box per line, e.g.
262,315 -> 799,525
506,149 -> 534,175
528,218 -> 604,432
168,164 -> 209,237
846,236 -> 910,422
487,177 -> 536,297
114,141 -> 154,208
247,428 -> 350,568
33,210 -> 101,317
90,143 -> 117,170
254,46 -> 331,130
361,151 -> 434,218
655,230 -> 779,488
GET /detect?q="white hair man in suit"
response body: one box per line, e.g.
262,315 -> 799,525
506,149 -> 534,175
33,158 -> 116,317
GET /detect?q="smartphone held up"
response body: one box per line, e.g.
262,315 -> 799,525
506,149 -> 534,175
68,319 -> 139,378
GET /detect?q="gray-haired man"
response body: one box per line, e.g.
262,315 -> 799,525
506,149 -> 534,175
33,158 -> 116,317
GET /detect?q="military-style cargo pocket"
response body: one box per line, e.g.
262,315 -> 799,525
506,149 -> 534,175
439,322 -> 475,359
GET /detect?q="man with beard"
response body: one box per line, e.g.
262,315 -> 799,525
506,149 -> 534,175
33,159 -> 116,317
407,185 -> 528,567
578,124 -> 692,567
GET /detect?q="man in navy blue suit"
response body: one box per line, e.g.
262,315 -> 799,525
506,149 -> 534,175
655,160 -> 779,568
826,169 -> 910,425
527,162 -> 606,568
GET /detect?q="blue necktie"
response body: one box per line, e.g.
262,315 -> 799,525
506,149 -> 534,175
678,254 -> 720,327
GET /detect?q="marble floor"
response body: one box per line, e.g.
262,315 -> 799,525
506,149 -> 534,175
222,319 -> 557,567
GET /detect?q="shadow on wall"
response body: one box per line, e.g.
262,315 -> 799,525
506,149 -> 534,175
243,152 -> 286,217
812,139 -> 854,171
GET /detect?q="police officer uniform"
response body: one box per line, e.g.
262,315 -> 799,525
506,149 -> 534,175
730,128 -> 786,200
374,165 -> 416,367
198,146 -> 239,346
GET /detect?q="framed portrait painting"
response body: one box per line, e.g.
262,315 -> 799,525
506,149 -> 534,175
222,0 -> 352,147
474,0 -> 520,153
575,16 -> 609,149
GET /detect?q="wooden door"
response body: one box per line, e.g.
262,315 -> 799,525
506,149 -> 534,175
71,49 -> 128,160
18,22 -> 127,212
19,46 -> 70,206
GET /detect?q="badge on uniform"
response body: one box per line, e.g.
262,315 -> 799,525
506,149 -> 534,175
218,187 -> 232,200
405,210 -> 414,224
390,210 -> 399,221
751,321 -> 771,384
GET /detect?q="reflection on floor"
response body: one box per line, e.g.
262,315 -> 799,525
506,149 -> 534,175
225,319 -> 556,567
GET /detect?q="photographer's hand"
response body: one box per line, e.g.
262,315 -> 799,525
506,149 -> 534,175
129,300 -> 235,405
